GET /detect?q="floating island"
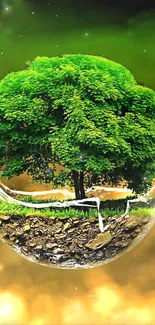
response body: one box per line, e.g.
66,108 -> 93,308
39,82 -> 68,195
0,185 -> 154,269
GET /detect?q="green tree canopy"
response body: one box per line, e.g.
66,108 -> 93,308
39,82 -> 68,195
0,54 -> 155,199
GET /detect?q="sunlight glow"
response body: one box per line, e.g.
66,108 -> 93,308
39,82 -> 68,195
0,292 -> 26,324
93,286 -> 121,314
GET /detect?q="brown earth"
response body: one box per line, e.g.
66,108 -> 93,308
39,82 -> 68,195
0,212 -> 152,269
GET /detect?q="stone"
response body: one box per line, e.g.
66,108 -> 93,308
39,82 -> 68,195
59,254 -> 70,262
89,218 -> 96,223
63,222 -> 70,231
77,243 -> 83,248
142,216 -> 150,224
62,258 -> 77,266
55,234 -> 66,239
32,218 -> 38,223
0,215 -> 10,221
73,220 -> 80,225
57,216 -> 68,220
68,244 -> 75,250
22,246 -> 28,252
10,237 -> 15,242
16,231 -> 24,237
0,232 -> 9,239
33,224 -> 40,228
125,215 -> 144,230
85,231 -> 112,250
110,223 -> 116,229
56,221 -> 63,227
82,228 -> 89,233
135,228 -> 141,234
46,243 -> 58,249
9,224 -> 16,229
81,222 -> 90,227
97,251 -> 104,258
51,223 -> 63,234
66,240 -> 73,246
68,228 -> 75,233
74,254 -> 81,260
29,243 -> 36,247
35,245 -> 43,250
23,225 -> 31,232
114,241 -> 129,248
52,248 -> 64,254
110,216 -> 119,221
54,228 -> 62,234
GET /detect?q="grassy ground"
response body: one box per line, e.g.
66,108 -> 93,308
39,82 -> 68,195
0,200 -> 154,219
129,208 -> 154,218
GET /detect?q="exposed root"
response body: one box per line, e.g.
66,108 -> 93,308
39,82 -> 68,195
121,197 -> 150,218
0,185 -> 105,233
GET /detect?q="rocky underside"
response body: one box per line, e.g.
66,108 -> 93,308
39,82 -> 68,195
0,212 -> 152,268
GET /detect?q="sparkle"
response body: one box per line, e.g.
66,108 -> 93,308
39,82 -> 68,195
85,32 -> 88,36
55,44 -> 58,47
32,12 -> 35,15
1,52 -> 3,55
144,49 -> 147,52
3,5 -> 12,14
75,287 -> 78,290
88,294 -> 95,298
56,14 -> 58,18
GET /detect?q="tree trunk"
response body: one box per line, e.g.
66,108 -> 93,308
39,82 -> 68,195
80,172 -> 85,199
72,170 -> 81,200
72,171 -> 85,200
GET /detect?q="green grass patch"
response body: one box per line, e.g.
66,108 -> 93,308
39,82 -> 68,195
0,200 -> 94,219
0,200 -> 154,220
0,200 -> 123,219
129,208 -> 154,218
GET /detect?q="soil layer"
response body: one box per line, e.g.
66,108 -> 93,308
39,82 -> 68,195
0,213 -> 152,269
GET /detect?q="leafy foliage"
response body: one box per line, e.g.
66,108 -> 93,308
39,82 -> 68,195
0,54 -> 155,197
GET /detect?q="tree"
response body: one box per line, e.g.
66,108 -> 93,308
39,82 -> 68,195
0,54 -> 155,199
